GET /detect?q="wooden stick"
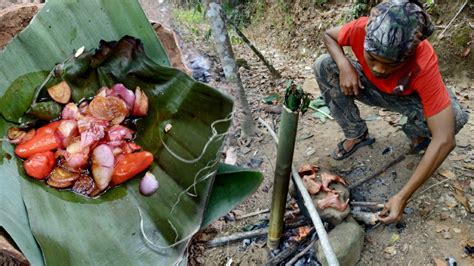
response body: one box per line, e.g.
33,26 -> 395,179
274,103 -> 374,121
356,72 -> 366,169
284,237 -> 317,266
205,219 -> 309,248
350,201 -> 384,208
438,0 -> 468,39
351,211 -> 378,225
235,208 -> 270,220
265,229 -> 316,266
222,14 -> 282,79
259,117 -> 339,266
348,154 -> 405,189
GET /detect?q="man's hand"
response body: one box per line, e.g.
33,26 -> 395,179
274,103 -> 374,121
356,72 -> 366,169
339,62 -> 364,96
378,194 -> 406,224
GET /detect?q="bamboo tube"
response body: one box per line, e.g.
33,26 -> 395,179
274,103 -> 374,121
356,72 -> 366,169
267,105 -> 299,249
259,117 -> 339,266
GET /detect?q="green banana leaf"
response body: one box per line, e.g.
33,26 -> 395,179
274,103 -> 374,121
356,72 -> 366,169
202,164 -> 263,228
0,0 -> 262,264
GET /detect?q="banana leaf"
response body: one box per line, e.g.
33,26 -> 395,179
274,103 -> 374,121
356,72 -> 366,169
0,0 -> 262,264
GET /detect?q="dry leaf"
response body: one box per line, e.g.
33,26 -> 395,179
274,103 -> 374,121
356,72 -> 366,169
435,225 -> 449,233
453,189 -> 471,212
448,154 -> 467,161
438,169 -> 455,179
463,163 -> 474,171
462,47 -> 471,57
383,246 -> 396,255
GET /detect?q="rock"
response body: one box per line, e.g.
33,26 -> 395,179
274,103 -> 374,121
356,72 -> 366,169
442,230 -> 453,239
295,183 -> 350,226
440,211 -> 450,220
452,228 -> 461,233
445,194 -> 458,208
315,216 -> 365,266
383,246 -> 396,256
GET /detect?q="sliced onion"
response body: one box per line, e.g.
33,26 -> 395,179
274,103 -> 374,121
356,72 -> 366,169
47,81 -> 71,104
108,125 -> 134,141
61,103 -> 81,120
91,144 -> 114,191
56,120 -> 78,148
139,172 -> 159,196
110,83 -> 135,111
132,87 -> 148,117
88,96 -> 128,124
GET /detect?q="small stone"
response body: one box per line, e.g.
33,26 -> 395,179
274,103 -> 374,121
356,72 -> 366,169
402,243 -> 409,253
452,228 -> 461,233
440,211 -> 450,220
445,194 -> 458,208
442,230 -> 453,239
435,225 -> 449,233
164,123 -> 172,133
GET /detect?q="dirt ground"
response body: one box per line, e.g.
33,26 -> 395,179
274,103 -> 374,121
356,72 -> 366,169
1,0 -> 472,265
139,1 -> 473,265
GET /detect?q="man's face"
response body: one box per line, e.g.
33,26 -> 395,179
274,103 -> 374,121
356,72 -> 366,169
363,50 -> 406,79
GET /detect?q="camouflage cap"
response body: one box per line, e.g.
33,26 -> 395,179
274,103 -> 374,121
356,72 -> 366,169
364,0 -> 434,62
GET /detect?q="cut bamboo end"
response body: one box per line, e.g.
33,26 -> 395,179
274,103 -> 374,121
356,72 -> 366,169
267,237 -> 280,250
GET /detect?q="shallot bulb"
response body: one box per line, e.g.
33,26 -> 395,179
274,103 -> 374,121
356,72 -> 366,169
139,172 -> 159,196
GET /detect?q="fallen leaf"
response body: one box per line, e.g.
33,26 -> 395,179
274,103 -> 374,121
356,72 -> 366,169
463,163 -> 474,171
435,225 -> 449,233
462,47 -> 471,57
383,246 -> 396,255
388,233 -> 400,246
443,230 -> 453,239
433,258 -> 448,266
438,169 -> 455,179
448,154 -> 467,161
453,189 -> 471,212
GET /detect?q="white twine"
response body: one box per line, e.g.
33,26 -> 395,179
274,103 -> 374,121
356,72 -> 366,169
138,111 -> 233,252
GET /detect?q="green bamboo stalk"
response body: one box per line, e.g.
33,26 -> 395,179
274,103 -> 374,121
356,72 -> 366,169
267,105 -> 299,249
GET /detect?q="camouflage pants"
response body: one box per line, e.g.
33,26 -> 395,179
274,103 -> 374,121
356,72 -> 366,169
313,54 -> 469,140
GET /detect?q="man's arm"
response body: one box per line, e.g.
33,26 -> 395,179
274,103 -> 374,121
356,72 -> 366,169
324,26 -> 364,96
379,104 -> 456,223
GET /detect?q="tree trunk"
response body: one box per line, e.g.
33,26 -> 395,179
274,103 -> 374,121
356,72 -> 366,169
207,2 -> 255,137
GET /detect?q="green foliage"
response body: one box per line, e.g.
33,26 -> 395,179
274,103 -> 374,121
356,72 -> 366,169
453,26 -> 471,47
284,80 -> 310,113
351,0 -> 370,19
172,8 -> 204,25
313,0 -> 329,5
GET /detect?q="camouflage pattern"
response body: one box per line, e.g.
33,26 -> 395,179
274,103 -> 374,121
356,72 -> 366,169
313,54 -> 469,140
364,0 -> 434,62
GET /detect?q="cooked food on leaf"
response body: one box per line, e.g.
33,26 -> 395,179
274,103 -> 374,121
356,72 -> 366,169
9,83 -> 155,197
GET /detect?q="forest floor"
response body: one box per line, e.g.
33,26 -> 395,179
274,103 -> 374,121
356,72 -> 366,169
134,1 -> 474,265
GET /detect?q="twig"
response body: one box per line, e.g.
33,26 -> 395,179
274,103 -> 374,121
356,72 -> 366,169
438,0 -> 468,39
265,229 -> 316,266
284,237 -> 317,266
235,208 -> 269,220
348,154 -> 406,189
407,177 -> 452,203
259,119 -> 339,266
350,201 -> 384,208
205,219 -> 310,248
222,13 -> 282,79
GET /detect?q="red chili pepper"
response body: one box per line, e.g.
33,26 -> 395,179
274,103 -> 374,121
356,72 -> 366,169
111,151 -> 153,186
36,121 -> 62,135
15,132 -> 60,159
23,151 -> 56,179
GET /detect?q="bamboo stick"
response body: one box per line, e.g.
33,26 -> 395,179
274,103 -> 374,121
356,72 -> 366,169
258,117 -> 339,266
267,105 -> 299,249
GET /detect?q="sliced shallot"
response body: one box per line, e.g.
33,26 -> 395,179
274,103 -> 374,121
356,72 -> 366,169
91,144 -> 115,191
110,83 -> 135,111
132,87 -> 148,117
